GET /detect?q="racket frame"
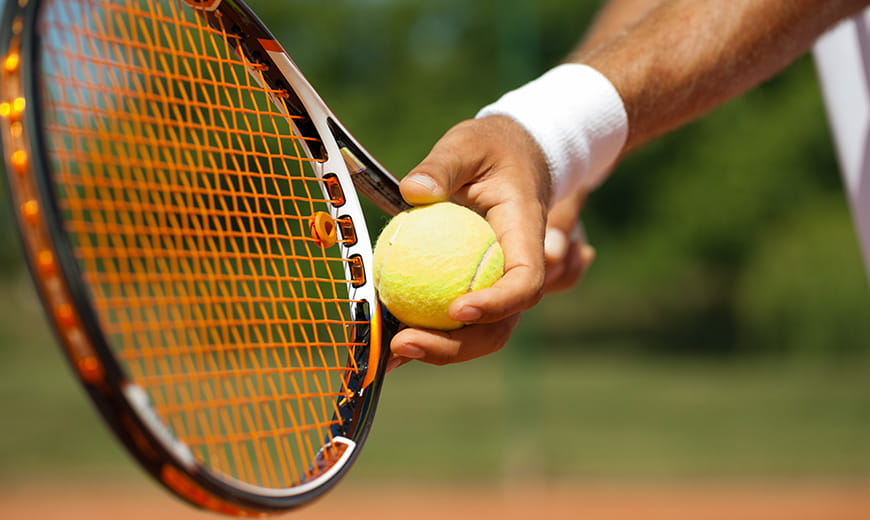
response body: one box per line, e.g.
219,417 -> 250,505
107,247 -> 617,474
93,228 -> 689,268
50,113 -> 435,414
0,0 -> 404,514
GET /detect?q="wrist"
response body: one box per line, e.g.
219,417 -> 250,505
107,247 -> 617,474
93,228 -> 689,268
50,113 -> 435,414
476,63 -> 628,205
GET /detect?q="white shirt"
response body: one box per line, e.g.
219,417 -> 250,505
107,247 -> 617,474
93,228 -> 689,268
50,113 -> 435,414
814,10 -> 870,283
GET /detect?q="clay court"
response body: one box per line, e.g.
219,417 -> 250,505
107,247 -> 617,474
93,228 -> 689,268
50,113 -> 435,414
3,480 -> 870,520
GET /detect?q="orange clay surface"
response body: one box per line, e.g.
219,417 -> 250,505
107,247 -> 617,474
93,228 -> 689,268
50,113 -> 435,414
2,479 -> 870,520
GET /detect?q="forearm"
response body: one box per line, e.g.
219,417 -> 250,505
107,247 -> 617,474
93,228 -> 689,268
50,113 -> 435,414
578,0 -> 869,150
474,0 -> 866,210
573,0 -> 660,57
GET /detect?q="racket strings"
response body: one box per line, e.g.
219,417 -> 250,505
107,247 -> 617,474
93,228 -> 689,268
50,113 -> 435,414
38,0 -> 363,489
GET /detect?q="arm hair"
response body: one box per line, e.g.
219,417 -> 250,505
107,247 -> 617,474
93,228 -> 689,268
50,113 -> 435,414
571,0 -> 870,150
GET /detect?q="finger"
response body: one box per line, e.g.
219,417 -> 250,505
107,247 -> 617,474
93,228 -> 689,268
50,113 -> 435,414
544,227 -> 568,264
543,246 -> 568,290
546,188 -> 589,250
390,314 -> 522,366
578,243 -> 596,277
400,121 -> 484,205
449,190 -> 546,324
549,185 -> 589,228
545,220 -> 587,267
545,242 -> 597,293
385,355 -> 412,374
544,186 -> 587,267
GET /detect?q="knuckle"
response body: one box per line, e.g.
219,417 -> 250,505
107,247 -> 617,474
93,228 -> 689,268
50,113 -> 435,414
529,284 -> 545,308
519,274 -> 545,310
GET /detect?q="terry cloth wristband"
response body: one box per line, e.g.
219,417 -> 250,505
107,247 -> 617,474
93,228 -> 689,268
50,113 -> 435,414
476,63 -> 629,205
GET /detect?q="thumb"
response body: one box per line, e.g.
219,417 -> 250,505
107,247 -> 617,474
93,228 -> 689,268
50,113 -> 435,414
400,170 -> 447,205
400,121 -> 485,205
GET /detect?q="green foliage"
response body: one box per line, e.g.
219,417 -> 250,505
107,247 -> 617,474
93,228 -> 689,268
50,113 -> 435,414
736,196 -> 870,357
0,0 -> 866,361
535,57 -> 869,357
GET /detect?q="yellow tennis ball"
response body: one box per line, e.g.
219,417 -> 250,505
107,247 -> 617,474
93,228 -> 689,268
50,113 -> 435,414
373,202 -> 504,330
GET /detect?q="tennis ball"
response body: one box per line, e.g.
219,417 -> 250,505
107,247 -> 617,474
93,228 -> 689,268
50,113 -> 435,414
373,202 -> 504,330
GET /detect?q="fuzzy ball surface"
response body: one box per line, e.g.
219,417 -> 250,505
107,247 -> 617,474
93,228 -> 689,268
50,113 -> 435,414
373,202 -> 504,330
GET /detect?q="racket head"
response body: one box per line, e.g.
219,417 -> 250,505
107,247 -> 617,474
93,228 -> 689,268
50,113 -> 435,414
0,0 -> 397,514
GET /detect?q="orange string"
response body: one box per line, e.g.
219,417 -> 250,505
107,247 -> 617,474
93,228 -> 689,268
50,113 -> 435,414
40,0 -> 362,489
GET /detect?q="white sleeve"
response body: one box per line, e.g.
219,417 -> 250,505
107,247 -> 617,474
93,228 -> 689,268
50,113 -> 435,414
814,10 -> 870,283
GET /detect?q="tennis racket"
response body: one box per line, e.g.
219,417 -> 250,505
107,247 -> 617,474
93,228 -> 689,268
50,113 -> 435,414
0,0 -> 409,515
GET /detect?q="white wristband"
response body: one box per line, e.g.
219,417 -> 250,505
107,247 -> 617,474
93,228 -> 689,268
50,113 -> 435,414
476,63 -> 628,205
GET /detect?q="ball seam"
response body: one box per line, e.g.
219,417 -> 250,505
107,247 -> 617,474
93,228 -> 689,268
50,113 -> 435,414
467,238 -> 499,292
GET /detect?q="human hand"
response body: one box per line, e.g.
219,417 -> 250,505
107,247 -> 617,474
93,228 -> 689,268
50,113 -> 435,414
386,115 -> 550,370
543,188 -> 597,294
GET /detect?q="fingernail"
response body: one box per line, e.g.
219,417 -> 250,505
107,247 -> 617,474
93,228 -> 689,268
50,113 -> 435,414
544,227 -> 568,262
580,244 -> 597,263
386,357 -> 406,373
454,305 -> 482,322
404,173 -> 439,194
394,343 -> 426,359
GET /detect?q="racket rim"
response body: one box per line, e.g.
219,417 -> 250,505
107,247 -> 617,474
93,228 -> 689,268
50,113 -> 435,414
1,0 -> 397,513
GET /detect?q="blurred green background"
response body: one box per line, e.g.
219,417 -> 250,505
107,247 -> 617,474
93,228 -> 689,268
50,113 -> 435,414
2,0 -> 870,487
